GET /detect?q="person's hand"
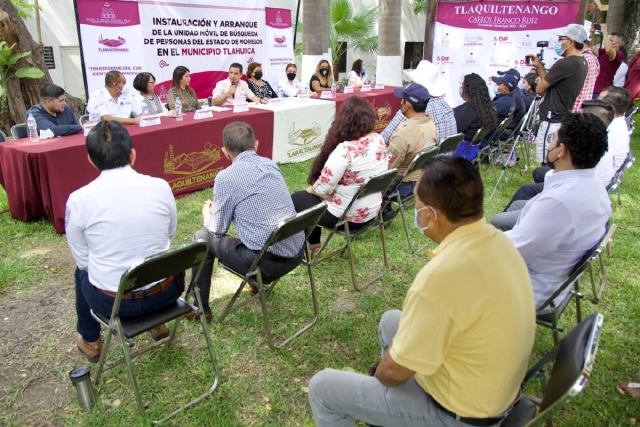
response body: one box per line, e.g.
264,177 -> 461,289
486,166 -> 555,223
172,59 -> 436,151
166,109 -> 176,117
600,23 -> 608,34
202,200 -> 213,218
529,54 -> 543,69
133,116 -> 141,124
260,97 -> 269,104
306,186 -> 316,195
365,79 -> 372,85
309,91 -> 317,98
227,85 -> 237,97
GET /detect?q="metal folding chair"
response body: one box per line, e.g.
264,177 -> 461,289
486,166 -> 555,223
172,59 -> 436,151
489,117 -> 528,200
536,240 -> 601,345
609,150 -> 635,205
219,203 -> 328,349
79,114 -> 90,125
475,117 -> 512,182
384,147 -> 440,252
310,169 -> 398,291
585,224 -> 617,303
10,123 -> 27,140
0,130 -> 7,142
501,312 -> 604,427
91,241 -> 219,424
437,133 -> 464,155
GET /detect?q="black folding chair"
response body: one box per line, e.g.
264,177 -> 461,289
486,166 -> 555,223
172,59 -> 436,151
0,130 -> 7,142
586,224 -> 617,303
475,117 -> 512,182
91,241 -> 219,424
219,203 -> 328,349
502,312 -> 604,427
310,169 -> 398,291
536,239 -> 602,345
10,123 -> 27,140
384,147 -> 440,252
437,133 -> 464,155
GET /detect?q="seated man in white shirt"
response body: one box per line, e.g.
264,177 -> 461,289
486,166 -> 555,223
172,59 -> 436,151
599,86 -> 632,166
277,63 -> 317,98
86,70 -> 142,125
66,121 -> 182,362
504,113 -> 611,309
211,62 -> 268,106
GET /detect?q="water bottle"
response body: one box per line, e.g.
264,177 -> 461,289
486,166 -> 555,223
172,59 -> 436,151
140,99 -> 149,116
27,113 -> 39,142
69,366 -> 96,412
371,76 -> 376,87
331,82 -> 336,98
175,96 -> 183,121
278,88 -> 284,99
239,89 -> 246,103
304,83 -> 309,95
89,106 -> 100,124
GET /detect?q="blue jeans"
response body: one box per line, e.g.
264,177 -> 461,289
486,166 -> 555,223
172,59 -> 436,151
384,181 -> 415,202
75,268 -> 183,343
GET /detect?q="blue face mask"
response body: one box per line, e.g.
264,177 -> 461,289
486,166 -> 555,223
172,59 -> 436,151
554,41 -> 567,57
361,65 -> 367,75
493,84 -> 500,95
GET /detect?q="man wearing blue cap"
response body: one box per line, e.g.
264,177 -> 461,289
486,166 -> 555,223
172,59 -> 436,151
491,74 -> 517,124
497,68 -> 526,129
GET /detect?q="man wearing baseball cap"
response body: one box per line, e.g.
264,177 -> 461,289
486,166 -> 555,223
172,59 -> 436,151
382,83 -> 438,222
497,68 -> 526,130
491,74 -> 517,124
528,23 -> 588,165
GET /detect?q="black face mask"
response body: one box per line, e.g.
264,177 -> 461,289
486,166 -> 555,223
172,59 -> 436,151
254,71 -> 263,80
546,145 -> 560,170
320,69 -> 329,76
287,72 -> 296,80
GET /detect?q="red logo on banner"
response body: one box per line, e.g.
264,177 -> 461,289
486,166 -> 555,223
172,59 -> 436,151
159,60 -> 170,68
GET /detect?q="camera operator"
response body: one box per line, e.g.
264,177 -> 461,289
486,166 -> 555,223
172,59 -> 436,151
528,24 -> 588,165
590,23 -> 624,98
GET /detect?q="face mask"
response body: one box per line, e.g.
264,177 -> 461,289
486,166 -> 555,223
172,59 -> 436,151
493,85 -> 500,95
287,72 -> 296,80
320,69 -> 329,76
546,145 -> 561,169
459,86 -> 464,97
361,66 -> 367,75
554,41 -> 567,57
254,71 -> 263,80
414,206 -> 436,233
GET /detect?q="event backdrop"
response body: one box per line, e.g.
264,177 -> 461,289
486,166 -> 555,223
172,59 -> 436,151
77,0 -> 291,101
432,0 -> 581,107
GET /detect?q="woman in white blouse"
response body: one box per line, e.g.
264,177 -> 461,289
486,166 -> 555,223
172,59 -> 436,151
291,96 -> 388,251
347,59 -> 371,88
277,63 -> 317,98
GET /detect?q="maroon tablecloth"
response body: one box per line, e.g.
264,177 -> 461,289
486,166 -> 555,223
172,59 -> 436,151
0,108 -> 274,233
331,86 -> 401,133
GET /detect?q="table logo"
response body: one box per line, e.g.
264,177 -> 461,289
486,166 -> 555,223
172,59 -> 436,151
372,99 -> 393,132
164,142 -> 224,191
287,121 -> 323,159
463,35 -> 483,46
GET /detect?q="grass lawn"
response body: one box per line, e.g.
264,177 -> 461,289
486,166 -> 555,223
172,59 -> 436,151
0,129 -> 639,427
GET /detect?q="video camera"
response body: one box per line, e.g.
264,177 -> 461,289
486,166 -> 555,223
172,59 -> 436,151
525,41 -> 549,64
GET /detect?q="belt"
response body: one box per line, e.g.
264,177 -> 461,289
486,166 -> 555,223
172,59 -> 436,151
255,250 -> 292,263
433,399 -> 504,427
100,275 -> 175,300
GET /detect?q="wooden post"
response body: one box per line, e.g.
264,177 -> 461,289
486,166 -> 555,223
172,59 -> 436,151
35,0 -> 41,43
576,0 -> 588,25
423,0 -> 438,61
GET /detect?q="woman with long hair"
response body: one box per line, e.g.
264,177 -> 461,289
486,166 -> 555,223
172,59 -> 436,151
166,66 -> 200,112
246,62 -> 278,99
132,72 -> 165,115
347,59 -> 371,88
522,72 -> 538,111
310,60 -> 333,92
453,73 -> 498,141
291,96 -> 388,251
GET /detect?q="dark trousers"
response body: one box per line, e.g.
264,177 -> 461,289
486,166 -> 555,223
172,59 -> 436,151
192,229 -> 303,313
384,181 -> 415,201
291,191 -> 373,245
75,268 -> 183,343
504,183 -> 544,210
533,166 -> 551,183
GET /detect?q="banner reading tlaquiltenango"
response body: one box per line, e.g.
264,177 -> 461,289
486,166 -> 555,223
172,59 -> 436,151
264,8 -> 294,91
77,0 -> 146,97
433,1 -> 581,107
138,0 -> 266,101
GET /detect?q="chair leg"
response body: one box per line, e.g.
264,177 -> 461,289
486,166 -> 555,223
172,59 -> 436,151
219,279 -> 250,323
398,202 -> 414,253
588,263 -> 599,303
575,281 -> 583,323
94,325 -> 115,386
551,315 -> 560,347
345,218 -> 390,291
116,320 -> 147,420
597,253 -> 607,301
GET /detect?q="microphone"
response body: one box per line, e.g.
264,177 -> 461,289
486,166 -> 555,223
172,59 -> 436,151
231,81 -> 236,86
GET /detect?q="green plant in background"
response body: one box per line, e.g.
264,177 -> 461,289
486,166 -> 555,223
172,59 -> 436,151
10,0 -> 42,19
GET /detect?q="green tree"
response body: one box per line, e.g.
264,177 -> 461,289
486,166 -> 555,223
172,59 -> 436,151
10,0 -> 40,19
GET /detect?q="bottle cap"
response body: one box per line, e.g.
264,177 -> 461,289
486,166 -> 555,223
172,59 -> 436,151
69,366 -> 91,384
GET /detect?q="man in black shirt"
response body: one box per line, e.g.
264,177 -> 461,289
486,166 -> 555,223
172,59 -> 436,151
528,24 -> 588,164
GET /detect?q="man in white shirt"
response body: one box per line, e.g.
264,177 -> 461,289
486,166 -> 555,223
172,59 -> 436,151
211,63 -> 267,106
66,121 -> 182,362
599,86 -> 632,167
504,113 -> 611,309
87,70 -> 142,124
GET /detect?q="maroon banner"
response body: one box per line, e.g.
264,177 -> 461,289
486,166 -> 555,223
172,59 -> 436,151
322,87 -> 401,134
0,109 -> 274,233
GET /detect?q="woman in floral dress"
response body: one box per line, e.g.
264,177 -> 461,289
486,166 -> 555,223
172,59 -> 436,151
292,96 -> 388,251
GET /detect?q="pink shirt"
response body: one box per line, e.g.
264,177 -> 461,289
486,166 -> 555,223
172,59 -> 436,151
572,49 -> 600,112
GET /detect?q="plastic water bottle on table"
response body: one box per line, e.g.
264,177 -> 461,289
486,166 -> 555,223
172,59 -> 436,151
89,107 -> 100,124
331,82 -> 336,98
175,96 -> 183,121
141,99 -> 149,117
27,113 -> 39,142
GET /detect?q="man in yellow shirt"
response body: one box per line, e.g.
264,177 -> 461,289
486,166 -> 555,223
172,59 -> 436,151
308,157 -> 536,427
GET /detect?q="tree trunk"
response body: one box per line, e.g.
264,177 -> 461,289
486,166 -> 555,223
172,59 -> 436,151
377,0 -> 402,85
422,0 -> 437,61
622,1 -> 640,60
0,0 -> 84,135
302,0 -> 329,56
605,0 -> 625,33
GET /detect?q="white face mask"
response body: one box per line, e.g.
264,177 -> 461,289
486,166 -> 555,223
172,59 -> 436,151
414,206 -> 437,233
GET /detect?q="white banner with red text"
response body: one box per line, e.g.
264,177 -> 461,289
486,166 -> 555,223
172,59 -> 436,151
432,0 -> 581,107
263,8 -> 295,91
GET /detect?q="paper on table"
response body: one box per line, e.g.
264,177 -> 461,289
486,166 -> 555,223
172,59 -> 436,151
207,106 -> 232,112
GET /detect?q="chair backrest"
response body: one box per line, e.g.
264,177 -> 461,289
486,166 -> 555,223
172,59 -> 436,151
79,114 -> 90,125
0,130 -> 6,142
470,127 -> 489,144
487,117 -> 512,144
625,105 -> 637,119
536,312 -> 604,416
119,241 -> 209,294
355,168 -> 398,200
403,146 -> 440,179
438,133 -> 464,154
11,123 -> 27,140
263,203 -> 328,248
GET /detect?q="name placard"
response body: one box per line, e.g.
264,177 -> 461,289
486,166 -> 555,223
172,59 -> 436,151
139,116 -> 162,127
83,121 -> 97,136
233,102 -> 250,113
343,86 -> 354,94
297,93 -> 309,103
374,83 -> 385,90
194,109 -> 213,120
320,91 -> 334,99
361,84 -> 372,92
270,98 -> 283,106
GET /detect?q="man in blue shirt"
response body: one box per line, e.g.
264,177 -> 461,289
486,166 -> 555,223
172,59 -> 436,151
189,122 -> 305,321
26,84 -> 82,136
491,74 -> 517,123
497,68 -> 527,130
